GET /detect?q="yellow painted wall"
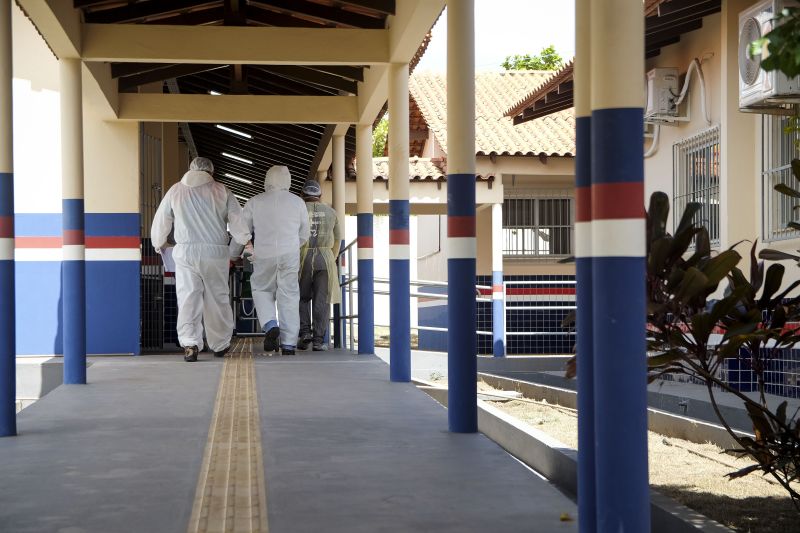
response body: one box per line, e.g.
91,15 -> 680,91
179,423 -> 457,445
83,86 -> 139,214
644,13 -> 723,231
11,3 -> 61,213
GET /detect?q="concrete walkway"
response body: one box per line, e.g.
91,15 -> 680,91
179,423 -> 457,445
0,347 -> 578,532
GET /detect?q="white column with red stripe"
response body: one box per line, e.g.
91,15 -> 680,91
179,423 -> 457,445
60,57 -> 87,385
388,62 -> 410,381
446,0 -> 477,433
590,1 -> 650,530
356,123 -> 374,354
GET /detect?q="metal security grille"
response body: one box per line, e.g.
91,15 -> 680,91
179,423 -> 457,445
673,126 -> 721,245
762,114 -> 800,242
502,194 -> 573,257
140,127 -> 164,351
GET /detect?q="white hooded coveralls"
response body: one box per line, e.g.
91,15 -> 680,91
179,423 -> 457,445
239,166 -> 309,347
151,169 -> 248,352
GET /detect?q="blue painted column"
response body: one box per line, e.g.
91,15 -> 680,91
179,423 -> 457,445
356,124 -> 375,354
60,58 -> 87,385
0,1 -> 16,437
446,0 -> 477,433
591,1 -> 650,530
574,0 -> 595,528
491,203 -> 504,357
388,62 -> 411,382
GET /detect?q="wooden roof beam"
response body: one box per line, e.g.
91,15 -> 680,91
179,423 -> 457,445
83,1 -> 219,24
119,64 -> 227,91
252,65 -> 358,94
118,94 -> 359,123
337,0 -> 396,16
81,24 -> 390,65
248,0 -> 385,29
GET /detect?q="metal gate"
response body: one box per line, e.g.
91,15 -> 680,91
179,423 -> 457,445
139,126 -> 164,350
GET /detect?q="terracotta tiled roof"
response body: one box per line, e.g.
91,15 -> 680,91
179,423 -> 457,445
343,157 -> 493,181
408,71 -> 575,158
505,61 -> 574,120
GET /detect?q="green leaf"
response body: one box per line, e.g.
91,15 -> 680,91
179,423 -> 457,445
774,183 -> 800,198
710,287 -> 748,323
675,202 -> 702,236
758,263 -> 785,306
690,313 -> 715,344
776,400 -> 788,426
647,350 -> 685,368
702,250 -> 741,288
759,249 -> 800,261
675,267 -> 709,304
648,238 -> 673,275
647,192 -> 670,241
791,159 -> 800,183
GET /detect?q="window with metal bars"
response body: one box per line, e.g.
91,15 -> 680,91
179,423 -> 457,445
762,114 -> 800,242
672,126 -> 721,246
502,195 -> 573,257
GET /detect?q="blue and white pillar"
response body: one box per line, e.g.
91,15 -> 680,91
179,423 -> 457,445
60,58 -> 87,385
446,0 -> 477,433
332,134 -> 346,349
0,1 -> 16,437
388,62 -> 410,382
590,1 -> 650,530
574,0 -> 596,529
356,123 -> 375,354
491,203 -> 504,357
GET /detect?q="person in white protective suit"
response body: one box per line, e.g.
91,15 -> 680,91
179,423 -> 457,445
151,157 -> 249,362
238,165 -> 309,355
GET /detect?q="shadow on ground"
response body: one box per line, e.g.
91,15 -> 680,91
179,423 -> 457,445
656,485 -> 798,532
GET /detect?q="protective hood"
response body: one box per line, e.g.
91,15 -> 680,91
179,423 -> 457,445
264,165 -> 291,192
181,170 -> 214,187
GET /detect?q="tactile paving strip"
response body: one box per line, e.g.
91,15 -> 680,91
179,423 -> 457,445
188,337 -> 269,533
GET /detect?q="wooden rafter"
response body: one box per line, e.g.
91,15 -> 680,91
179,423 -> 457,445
248,0 -> 384,29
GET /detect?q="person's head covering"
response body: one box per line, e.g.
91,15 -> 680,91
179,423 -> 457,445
189,157 -> 214,174
264,165 -> 291,192
302,179 -> 322,198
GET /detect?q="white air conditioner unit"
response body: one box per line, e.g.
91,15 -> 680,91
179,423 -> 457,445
645,68 -> 679,120
739,0 -> 800,110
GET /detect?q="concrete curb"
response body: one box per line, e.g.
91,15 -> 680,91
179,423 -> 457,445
478,373 -> 752,450
417,385 -> 732,533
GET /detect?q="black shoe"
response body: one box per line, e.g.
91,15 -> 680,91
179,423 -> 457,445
263,327 -> 280,352
282,348 -> 296,356
312,343 -> 327,352
297,335 -> 312,350
184,346 -> 199,362
213,347 -> 228,358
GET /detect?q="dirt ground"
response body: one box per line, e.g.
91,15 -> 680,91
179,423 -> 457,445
477,381 -> 799,533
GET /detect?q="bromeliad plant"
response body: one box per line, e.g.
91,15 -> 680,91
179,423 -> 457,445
645,191 -> 800,505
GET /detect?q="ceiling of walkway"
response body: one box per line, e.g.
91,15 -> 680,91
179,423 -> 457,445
75,0 -> 395,199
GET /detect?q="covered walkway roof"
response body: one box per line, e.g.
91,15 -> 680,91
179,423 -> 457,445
18,0 -> 437,198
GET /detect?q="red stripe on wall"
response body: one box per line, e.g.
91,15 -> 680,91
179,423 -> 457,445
576,187 -> 591,222
357,236 -> 374,249
592,182 -> 645,220
63,230 -> 85,245
15,236 -> 62,248
448,215 -> 476,238
0,216 -> 12,238
389,229 -> 409,245
478,287 -> 576,296
85,236 -> 140,248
